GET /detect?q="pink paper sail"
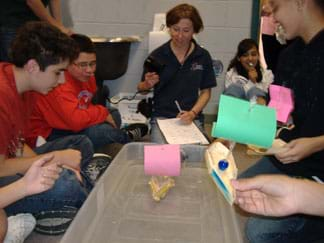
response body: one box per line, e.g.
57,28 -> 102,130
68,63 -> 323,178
144,144 -> 181,176
268,84 -> 294,123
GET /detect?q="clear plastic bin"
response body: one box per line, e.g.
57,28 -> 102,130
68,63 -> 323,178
61,143 -> 243,243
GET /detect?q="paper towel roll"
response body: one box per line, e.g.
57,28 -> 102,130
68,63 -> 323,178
149,31 -> 170,53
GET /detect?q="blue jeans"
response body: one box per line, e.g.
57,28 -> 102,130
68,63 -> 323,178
1,135 -> 94,216
48,108 -> 131,149
224,83 -> 266,100
150,116 -> 206,144
240,157 -> 324,243
0,27 -> 16,62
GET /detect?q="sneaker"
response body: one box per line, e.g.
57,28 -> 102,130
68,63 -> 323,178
125,123 -> 148,141
4,213 -> 36,243
34,206 -> 78,235
84,153 -> 112,183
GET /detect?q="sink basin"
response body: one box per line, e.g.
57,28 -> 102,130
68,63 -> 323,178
91,36 -> 141,82
90,36 -> 140,106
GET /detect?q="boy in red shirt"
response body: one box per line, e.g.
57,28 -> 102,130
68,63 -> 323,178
26,33 -> 148,150
0,22 -> 93,241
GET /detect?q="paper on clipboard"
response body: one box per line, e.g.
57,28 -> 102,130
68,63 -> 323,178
157,118 -> 209,145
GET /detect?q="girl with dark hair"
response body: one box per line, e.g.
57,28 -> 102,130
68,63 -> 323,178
224,38 -> 273,104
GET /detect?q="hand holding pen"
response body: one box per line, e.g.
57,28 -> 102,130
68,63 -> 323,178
175,100 -> 195,125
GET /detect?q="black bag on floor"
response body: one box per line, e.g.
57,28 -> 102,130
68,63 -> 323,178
137,97 -> 153,119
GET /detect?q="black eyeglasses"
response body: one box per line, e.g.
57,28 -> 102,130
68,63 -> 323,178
73,61 -> 97,70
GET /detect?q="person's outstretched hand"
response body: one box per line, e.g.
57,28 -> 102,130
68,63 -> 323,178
275,137 -> 322,163
232,175 -> 298,217
22,154 -> 62,196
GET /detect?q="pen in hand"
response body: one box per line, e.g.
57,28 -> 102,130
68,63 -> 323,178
175,100 -> 183,113
175,100 -> 190,124
175,100 -> 193,125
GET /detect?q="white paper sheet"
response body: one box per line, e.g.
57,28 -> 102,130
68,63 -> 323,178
157,118 -> 209,145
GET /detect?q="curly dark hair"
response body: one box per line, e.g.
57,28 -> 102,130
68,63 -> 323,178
9,21 -> 78,71
227,38 -> 262,83
166,3 -> 204,33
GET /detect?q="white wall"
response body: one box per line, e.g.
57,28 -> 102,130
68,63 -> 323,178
62,0 -> 253,115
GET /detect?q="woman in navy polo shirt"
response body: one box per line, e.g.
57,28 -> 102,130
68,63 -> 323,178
138,3 -> 217,143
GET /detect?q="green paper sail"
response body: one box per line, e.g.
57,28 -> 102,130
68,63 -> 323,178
212,95 -> 276,148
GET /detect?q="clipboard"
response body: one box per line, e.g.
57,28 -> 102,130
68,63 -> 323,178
157,118 -> 209,145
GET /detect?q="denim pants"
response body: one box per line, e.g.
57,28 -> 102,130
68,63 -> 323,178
239,157 -> 324,243
1,135 -> 94,216
0,27 -> 16,62
150,116 -> 206,144
48,108 -> 131,149
224,83 -> 266,100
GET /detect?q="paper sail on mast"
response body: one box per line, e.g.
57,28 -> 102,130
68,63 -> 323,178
268,84 -> 294,123
212,95 -> 276,148
144,144 -> 181,176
